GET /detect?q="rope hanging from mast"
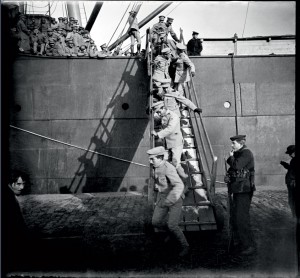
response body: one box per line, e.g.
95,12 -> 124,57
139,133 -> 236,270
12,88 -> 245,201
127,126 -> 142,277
107,2 -> 132,46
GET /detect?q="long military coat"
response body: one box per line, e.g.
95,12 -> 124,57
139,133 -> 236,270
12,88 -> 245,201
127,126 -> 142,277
226,145 -> 255,193
154,160 -> 185,207
152,55 -> 171,81
174,52 -> 195,83
16,19 -> 31,51
157,110 -> 183,149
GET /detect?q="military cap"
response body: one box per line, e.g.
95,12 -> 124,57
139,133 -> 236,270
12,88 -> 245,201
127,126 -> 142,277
176,43 -> 186,50
129,10 -> 137,14
48,38 -> 55,44
161,47 -> 171,54
166,17 -> 174,22
69,17 -> 75,20
147,146 -> 167,158
285,145 -> 295,155
47,28 -> 53,32
159,15 -> 165,19
58,17 -> 63,20
151,101 -> 164,111
192,31 -> 199,35
80,45 -> 87,50
230,135 -> 246,141
161,82 -> 171,88
100,43 -> 107,48
20,14 -> 26,18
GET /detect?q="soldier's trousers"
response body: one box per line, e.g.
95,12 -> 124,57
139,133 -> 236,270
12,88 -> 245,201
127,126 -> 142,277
232,191 -> 254,248
152,197 -> 189,248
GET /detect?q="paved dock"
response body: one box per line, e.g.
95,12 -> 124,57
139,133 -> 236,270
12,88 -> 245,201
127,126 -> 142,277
6,186 -> 299,278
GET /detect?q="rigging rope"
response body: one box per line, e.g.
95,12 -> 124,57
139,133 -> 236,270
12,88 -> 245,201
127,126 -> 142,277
10,125 -> 149,168
50,1 -> 59,17
166,1 -> 182,16
242,2 -> 250,38
117,2 -> 142,49
107,2 -> 132,46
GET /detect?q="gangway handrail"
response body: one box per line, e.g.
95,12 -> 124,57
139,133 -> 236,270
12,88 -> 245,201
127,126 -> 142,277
146,28 -> 155,205
186,68 -> 218,195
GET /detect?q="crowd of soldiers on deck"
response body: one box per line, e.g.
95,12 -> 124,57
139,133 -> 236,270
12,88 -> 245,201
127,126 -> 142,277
9,12 -> 145,58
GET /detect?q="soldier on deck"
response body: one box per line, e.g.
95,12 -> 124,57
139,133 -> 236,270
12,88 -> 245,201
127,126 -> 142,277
226,134 -> 256,255
40,17 -> 50,35
97,43 -> 112,58
88,40 -> 98,58
30,28 -> 47,55
151,101 -> 187,180
27,17 -> 39,32
147,146 -> 190,257
77,45 -> 89,57
45,39 -> 56,56
128,10 -> 141,56
16,14 -> 31,53
64,39 -> 78,56
173,43 -> 196,95
187,31 -> 203,56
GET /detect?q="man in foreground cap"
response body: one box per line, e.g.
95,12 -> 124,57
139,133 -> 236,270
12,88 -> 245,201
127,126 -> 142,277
127,10 -> 141,56
147,146 -> 190,257
280,145 -> 296,217
151,102 -> 187,179
187,31 -> 203,56
173,43 -> 196,95
225,134 -> 256,255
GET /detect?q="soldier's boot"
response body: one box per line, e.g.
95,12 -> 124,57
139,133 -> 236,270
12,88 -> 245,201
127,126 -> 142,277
33,42 -> 38,54
130,45 -> 135,56
137,43 -> 141,55
39,44 -> 45,55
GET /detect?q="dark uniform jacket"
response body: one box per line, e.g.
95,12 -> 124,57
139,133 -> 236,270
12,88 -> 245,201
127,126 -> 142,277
187,38 -> 203,56
281,157 -> 295,186
226,145 -> 255,193
154,160 -> 185,207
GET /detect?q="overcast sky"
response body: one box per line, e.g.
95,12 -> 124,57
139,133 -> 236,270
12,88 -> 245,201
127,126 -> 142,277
12,1 -> 296,51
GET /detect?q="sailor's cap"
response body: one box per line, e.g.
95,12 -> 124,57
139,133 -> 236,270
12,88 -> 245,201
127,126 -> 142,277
285,145 -> 295,155
147,146 -> 168,158
230,135 -> 246,141
176,43 -> 186,50
151,101 -> 164,111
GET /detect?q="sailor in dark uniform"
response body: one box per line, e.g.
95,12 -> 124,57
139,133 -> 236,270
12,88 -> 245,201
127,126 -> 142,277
187,31 -> 203,56
226,134 -> 256,255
